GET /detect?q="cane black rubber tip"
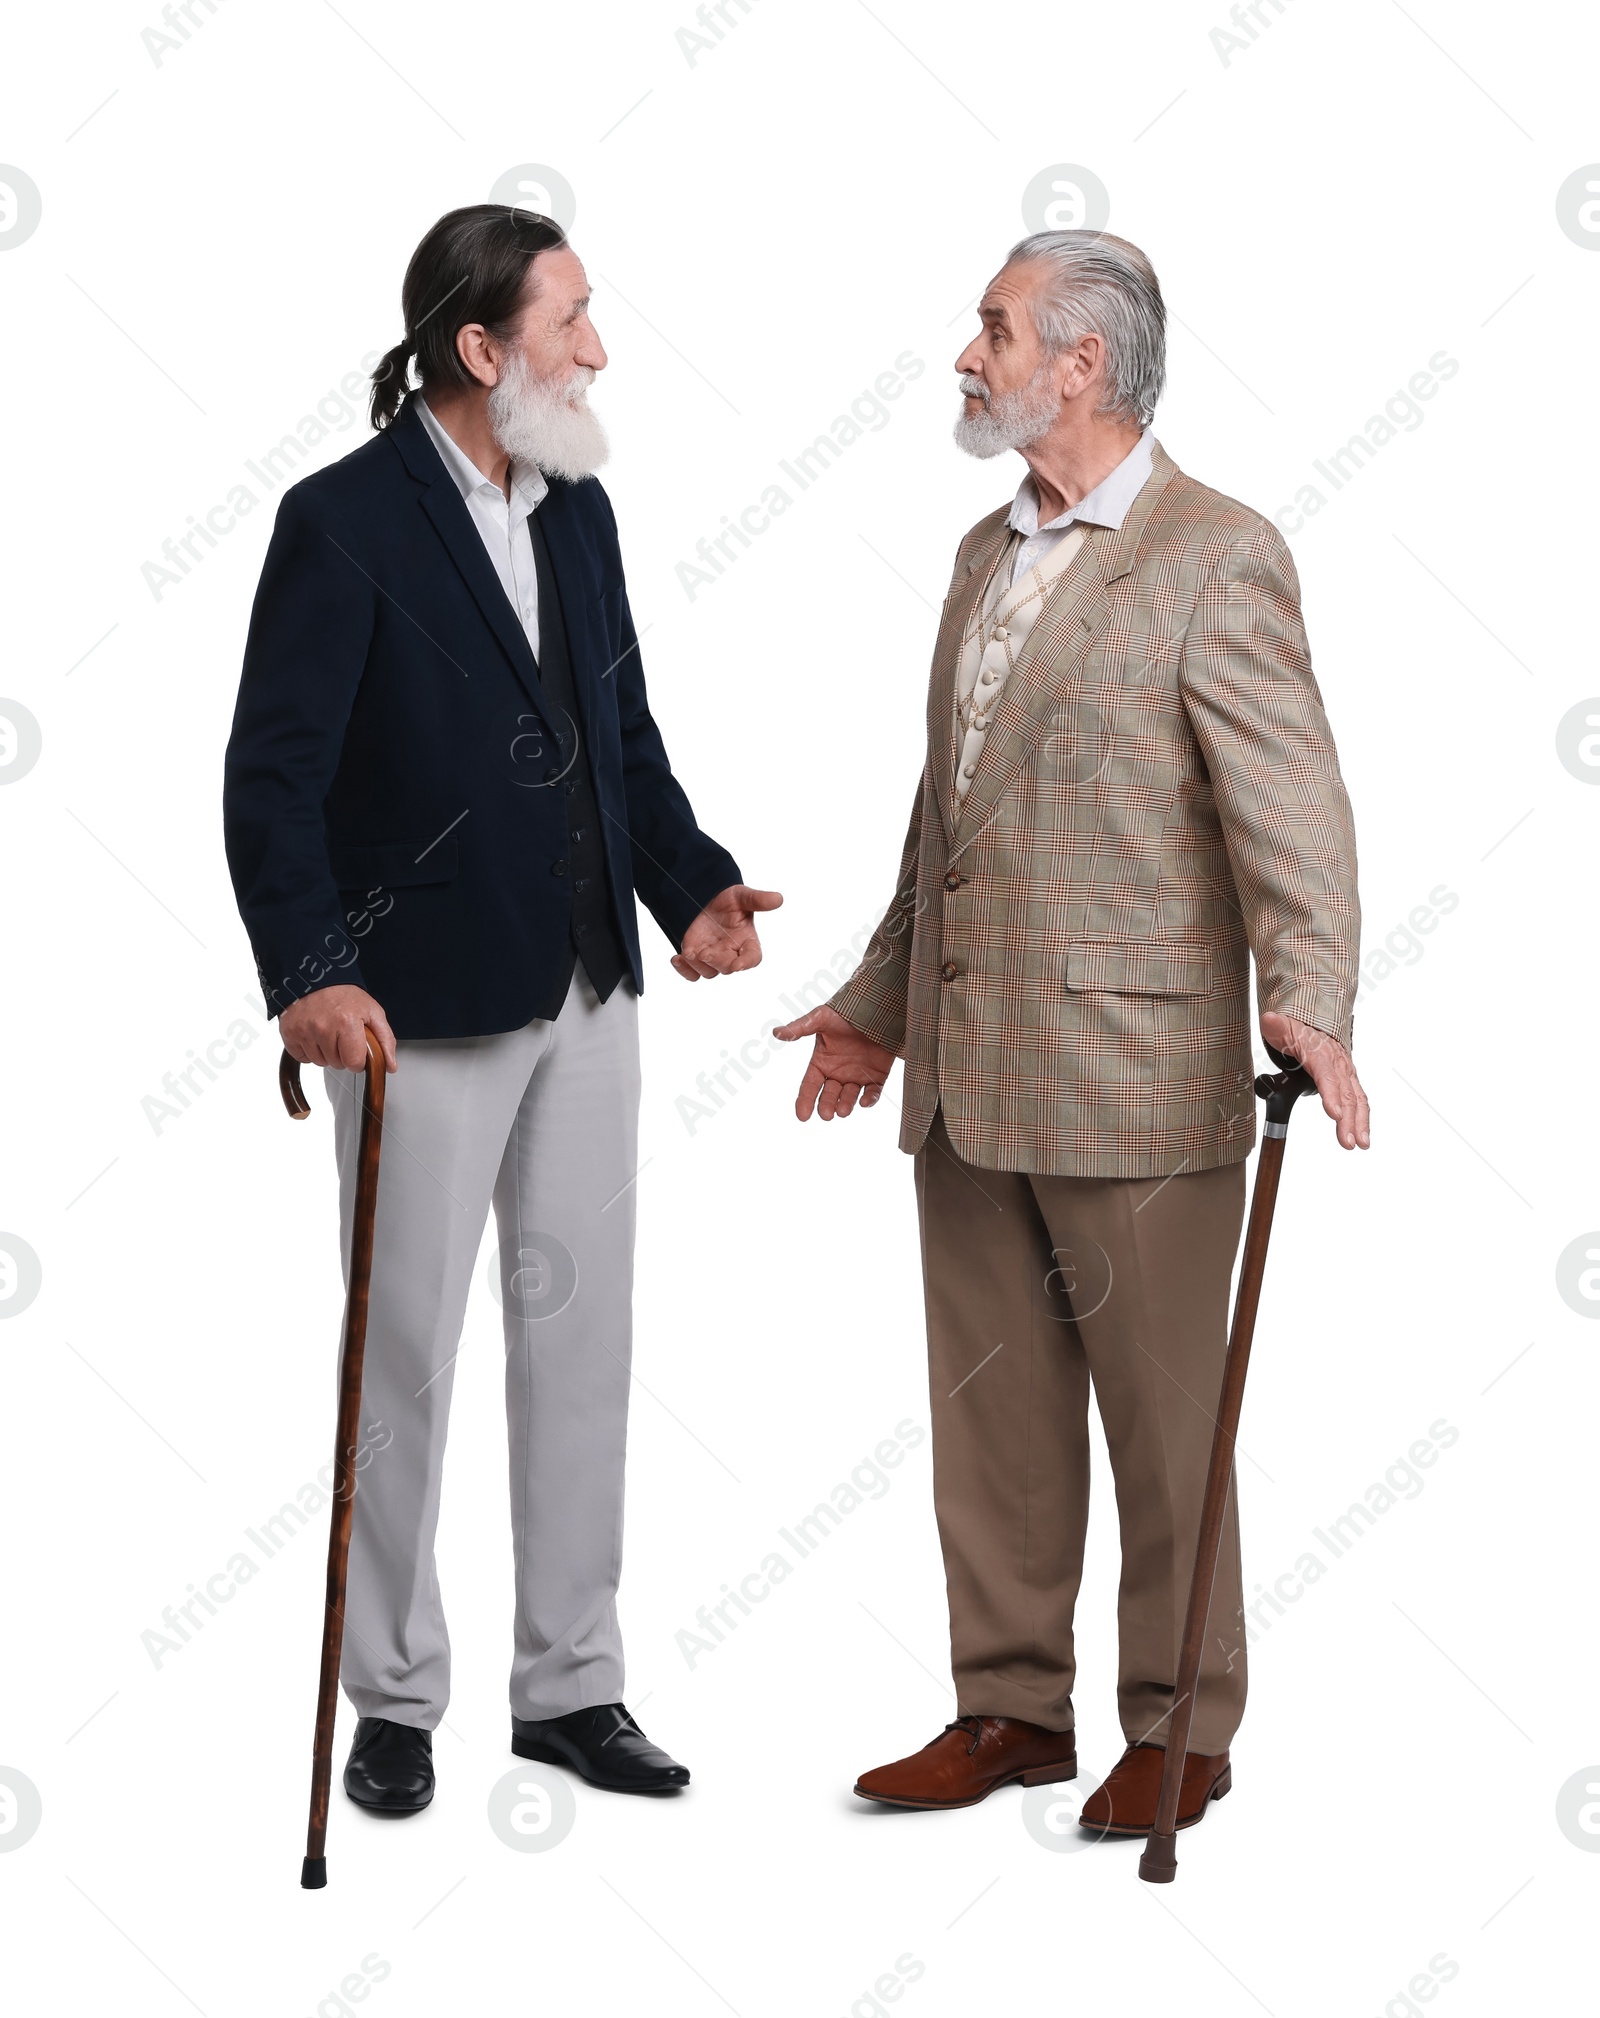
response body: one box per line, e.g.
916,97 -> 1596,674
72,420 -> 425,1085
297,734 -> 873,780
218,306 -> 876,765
1138,1835 -> 1178,1884
301,1856 -> 328,1890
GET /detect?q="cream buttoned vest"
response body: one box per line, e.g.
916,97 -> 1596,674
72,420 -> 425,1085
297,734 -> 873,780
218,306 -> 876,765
951,524 -> 1091,805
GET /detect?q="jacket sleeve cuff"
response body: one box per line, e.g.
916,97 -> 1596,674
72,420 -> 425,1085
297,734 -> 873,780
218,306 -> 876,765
1261,986 -> 1354,1056
827,974 -> 908,1056
250,915 -> 370,1019
646,848 -> 743,950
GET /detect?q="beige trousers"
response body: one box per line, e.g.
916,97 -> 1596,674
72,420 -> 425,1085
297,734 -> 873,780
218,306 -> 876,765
915,1110 -> 1248,1754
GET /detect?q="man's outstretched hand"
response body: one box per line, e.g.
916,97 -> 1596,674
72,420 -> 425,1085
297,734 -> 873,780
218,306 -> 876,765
673,883 -> 783,980
279,984 -> 398,1073
1260,1011 -> 1370,1150
774,1004 -> 896,1120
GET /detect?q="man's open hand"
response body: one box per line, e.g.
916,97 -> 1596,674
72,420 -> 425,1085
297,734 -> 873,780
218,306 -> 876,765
672,883 -> 783,980
279,984 -> 398,1073
774,1004 -> 896,1120
1260,1011 -> 1369,1150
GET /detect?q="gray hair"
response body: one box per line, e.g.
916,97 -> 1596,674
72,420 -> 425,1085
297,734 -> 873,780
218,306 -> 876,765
1005,230 -> 1166,426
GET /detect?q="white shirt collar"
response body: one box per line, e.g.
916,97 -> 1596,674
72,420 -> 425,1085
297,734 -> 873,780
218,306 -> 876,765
1007,427 -> 1156,539
415,396 -> 548,516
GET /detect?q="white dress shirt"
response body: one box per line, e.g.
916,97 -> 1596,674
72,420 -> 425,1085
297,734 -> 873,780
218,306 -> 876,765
415,396 -> 549,659
1005,425 -> 1155,583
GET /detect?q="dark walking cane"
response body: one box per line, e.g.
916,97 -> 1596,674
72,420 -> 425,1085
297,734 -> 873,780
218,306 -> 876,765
1138,1045 -> 1314,1885
279,1031 -> 387,1891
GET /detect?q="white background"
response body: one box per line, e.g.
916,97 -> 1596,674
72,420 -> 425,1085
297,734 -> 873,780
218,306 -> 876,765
1,1 -> 1596,2012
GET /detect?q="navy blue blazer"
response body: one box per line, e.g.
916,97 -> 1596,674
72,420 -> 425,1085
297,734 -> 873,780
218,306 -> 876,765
223,400 -> 741,1037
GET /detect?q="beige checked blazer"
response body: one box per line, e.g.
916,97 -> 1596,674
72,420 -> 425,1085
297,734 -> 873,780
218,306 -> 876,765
829,441 -> 1360,1179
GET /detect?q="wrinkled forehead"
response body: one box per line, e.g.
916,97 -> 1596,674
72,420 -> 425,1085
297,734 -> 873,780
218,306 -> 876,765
530,243 -> 591,304
977,261 -> 1043,332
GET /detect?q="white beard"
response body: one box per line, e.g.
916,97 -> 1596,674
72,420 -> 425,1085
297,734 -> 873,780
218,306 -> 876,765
953,366 -> 1058,459
487,348 -> 610,480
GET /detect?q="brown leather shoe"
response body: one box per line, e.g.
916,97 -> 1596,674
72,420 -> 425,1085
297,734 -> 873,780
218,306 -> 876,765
853,1715 -> 1077,1810
1078,1742 -> 1231,1837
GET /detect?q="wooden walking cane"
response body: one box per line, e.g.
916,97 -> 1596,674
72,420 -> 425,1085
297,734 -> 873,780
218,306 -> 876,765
278,1031 -> 387,1891
1137,1044 -> 1314,1885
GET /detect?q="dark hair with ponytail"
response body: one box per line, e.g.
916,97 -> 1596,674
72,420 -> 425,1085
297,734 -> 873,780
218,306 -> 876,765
369,204 -> 570,429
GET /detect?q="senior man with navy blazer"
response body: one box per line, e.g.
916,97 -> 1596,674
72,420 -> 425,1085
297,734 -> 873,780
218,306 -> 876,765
224,204 -> 779,1816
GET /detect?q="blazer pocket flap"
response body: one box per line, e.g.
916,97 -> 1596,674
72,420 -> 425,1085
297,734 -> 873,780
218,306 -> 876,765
1066,940 -> 1212,995
328,838 -> 459,889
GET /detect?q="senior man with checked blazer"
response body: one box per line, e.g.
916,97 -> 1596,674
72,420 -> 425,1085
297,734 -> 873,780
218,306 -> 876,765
777,229 -> 1368,1839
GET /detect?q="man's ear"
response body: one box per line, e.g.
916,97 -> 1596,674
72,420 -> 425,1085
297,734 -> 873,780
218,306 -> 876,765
454,323 -> 500,389
1072,331 -> 1109,398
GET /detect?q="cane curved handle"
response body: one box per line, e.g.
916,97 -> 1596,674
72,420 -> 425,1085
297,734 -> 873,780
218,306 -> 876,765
280,1050 -> 310,1119
1254,1043 -> 1316,1132
278,1028 -> 387,1122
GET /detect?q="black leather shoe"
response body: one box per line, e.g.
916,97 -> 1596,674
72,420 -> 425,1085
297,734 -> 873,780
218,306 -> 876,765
343,1717 -> 434,1813
511,1704 -> 689,1794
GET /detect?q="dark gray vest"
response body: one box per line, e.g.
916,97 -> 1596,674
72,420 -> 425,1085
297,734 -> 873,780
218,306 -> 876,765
527,508 -> 629,1017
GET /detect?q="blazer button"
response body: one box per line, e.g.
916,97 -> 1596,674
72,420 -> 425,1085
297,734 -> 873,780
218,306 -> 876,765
941,960 -> 959,981
551,860 -> 568,877
944,871 -> 962,892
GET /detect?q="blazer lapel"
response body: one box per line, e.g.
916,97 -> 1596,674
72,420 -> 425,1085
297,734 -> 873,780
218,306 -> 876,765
532,482 -> 601,731
949,446 -> 1180,859
386,404 -> 555,730
925,509 -> 1012,844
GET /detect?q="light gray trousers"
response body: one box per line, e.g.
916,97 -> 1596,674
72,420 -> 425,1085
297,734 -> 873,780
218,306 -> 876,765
325,965 -> 640,1729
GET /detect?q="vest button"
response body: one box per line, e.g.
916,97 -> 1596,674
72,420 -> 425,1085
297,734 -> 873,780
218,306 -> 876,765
941,961 -> 959,981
